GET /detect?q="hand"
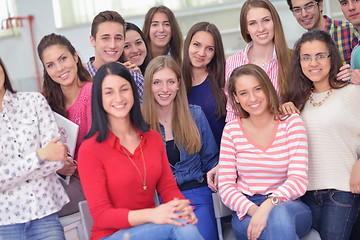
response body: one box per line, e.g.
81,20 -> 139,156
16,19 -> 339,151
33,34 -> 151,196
121,61 -> 142,74
172,199 -> 198,225
279,102 -> 300,115
337,64 -> 351,82
247,199 -> 273,240
37,136 -> 68,161
207,165 -> 219,192
151,199 -> 195,226
349,69 -> 360,85
57,157 -> 77,176
350,160 -> 360,194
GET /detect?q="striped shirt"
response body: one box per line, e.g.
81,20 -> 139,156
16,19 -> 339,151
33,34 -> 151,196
225,42 -> 279,122
218,114 -> 308,220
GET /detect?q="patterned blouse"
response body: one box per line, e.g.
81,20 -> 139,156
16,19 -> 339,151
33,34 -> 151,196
0,90 -> 69,225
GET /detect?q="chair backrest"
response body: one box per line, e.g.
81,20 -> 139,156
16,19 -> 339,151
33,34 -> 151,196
212,193 -> 233,218
78,200 -> 93,240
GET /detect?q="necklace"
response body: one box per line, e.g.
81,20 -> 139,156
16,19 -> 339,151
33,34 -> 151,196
309,89 -> 333,107
121,145 -> 147,190
249,48 -> 271,68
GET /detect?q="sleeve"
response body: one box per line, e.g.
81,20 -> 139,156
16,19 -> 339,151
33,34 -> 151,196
225,58 -> 236,122
154,134 -> 184,202
196,108 -> 219,173
77,140 -> 132,229
270,114 -> 308,201
131,71 -> 144,104
85,84 -> 92,134
218,124 -> 255,220
351,27 -> 359,50
0,93 -> 64,192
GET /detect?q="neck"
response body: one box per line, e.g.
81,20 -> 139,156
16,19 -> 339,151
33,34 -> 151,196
0,88 -> 5,112
314,15 -> 326,31
92,57 -> 105,71
151,44 -> 167,58
248,42 -> 274,64
156,102 -> 173,124
61,79 -> 83,108
108,115 -> 135,137
191,67 -> 208,86
246,110 -> 274,129
313,80 -> 331,93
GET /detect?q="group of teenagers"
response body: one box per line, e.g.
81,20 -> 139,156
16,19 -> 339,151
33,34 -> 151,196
0,0 -> 360,240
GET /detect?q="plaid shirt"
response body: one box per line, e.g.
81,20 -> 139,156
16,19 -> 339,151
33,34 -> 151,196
324,15 -> 359,65
85,57 -> 144,103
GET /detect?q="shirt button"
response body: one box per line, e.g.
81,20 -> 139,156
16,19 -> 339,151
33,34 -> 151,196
18,154 -> 21,157
26,180 -> 30,183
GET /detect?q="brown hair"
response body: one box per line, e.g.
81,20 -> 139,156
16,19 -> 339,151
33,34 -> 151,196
91,10 -> 125,39
142,56 -> 201,154
182,22 -> 227,118
285,30 -> 347,111
38,33 -> 92,117
142,6 -> 183,66
0,58 -> 15,93
228,64 -> 280,118
240,0 -> 292,100
286,0 -> 322,10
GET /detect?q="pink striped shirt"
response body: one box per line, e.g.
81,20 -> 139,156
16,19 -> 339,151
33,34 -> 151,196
225,42 -> 279,122
218,114 -> 308,220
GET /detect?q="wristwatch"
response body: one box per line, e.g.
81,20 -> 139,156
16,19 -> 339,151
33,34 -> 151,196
270,196 -> 280,205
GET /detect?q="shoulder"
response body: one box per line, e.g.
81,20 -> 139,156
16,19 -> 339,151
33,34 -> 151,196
188,104 -> 204,118
226,49 -> 246,63
80,82 -> 93,100
281,114 -> 306,131
338,84 -> 360,98
16,92 -> 49,105
143,129 -> 163,145
223,119 -> 241,132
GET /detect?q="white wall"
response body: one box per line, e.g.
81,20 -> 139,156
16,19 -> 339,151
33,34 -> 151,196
0,0 -> 310,91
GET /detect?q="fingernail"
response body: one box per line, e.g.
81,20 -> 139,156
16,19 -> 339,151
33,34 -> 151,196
192,206 -> 196,210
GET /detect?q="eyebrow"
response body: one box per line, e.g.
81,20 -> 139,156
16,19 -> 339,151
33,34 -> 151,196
45,53 -> 65,65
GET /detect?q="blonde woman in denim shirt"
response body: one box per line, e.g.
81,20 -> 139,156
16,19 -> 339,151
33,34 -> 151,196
142,56 -> 219,240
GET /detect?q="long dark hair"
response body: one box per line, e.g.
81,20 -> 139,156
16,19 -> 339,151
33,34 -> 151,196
119,22 -> 152,74
86,62 -> 149,142
38,33 -> 92,117
182,22 -> 227,118
142,5 -> 183,66
0,58 -> 16,93
285,30 -> 347,111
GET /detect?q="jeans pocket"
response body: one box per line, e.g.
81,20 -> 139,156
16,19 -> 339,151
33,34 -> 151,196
329,190 -> 356,207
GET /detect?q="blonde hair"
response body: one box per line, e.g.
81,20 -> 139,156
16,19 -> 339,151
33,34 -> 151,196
143,56 -> 200,154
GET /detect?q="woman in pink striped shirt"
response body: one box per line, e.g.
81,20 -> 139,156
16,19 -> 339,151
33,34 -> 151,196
218,64 -> 312,240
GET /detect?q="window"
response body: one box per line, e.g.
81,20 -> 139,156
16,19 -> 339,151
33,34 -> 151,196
53,0 -> 237,28
0,0 -> 20,38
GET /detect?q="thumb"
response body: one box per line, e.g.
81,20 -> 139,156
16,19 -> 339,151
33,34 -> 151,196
50,136 -> 62,143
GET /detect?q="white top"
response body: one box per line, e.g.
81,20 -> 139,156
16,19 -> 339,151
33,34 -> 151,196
301,84 -> 360,191
0,91 -> 69,225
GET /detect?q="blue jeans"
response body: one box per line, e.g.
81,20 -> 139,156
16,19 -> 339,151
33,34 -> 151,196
0,213 -> 65,240
302,189 -> 360,240
181,186 -> 219,240
100,222 -> 203,240
232,195 -> 312,240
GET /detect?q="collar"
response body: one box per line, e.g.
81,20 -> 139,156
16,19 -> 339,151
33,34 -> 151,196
2,90 -> 19,108
106,127 -> 146,151
323,15 -> 331,31
244,41 -> 277,62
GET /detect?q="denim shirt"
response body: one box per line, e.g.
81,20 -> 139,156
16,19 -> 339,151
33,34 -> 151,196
159,104 -> 219,185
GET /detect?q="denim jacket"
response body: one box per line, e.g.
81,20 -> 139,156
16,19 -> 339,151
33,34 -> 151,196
159,104 -> 219,185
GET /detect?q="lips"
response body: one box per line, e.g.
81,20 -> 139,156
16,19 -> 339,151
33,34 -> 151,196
59,72 -> 69,80
105,51 -> 118,56
158,94 -> 171,100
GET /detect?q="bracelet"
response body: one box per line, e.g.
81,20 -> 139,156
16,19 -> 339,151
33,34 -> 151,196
36,151 -> 44,164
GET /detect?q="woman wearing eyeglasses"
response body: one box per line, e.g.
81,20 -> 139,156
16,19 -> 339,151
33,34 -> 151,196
285,30 -> 360,240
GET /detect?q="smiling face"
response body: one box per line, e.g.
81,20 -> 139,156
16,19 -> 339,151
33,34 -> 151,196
233,74 -> 269,117
188,31 -> 215,70
299,40 -> 331,90
291,0 -> 323,30
151,67 -> 179,109
246,7 -> 275,46
340,0 -> 360,29
41,44 -> 79,88
123,30 -> 147,67
90,21 -> 125,68
149,12 -> 172,51
102,74 -> 134,122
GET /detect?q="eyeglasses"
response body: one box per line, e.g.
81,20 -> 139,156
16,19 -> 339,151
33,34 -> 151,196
300,54 -> 330,62
291,2 -> 318,15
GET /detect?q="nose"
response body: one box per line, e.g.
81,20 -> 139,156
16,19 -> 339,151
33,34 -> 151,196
301,8 -> 308,17
309,57 -> 319,66
56,63 -> 64,73
198,47 -> 206,56
249,91 -> 257,102
349,1 -> 355,10
109,38 -> 116,48
258,22 -> 265,32
159,24 -> 164,32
